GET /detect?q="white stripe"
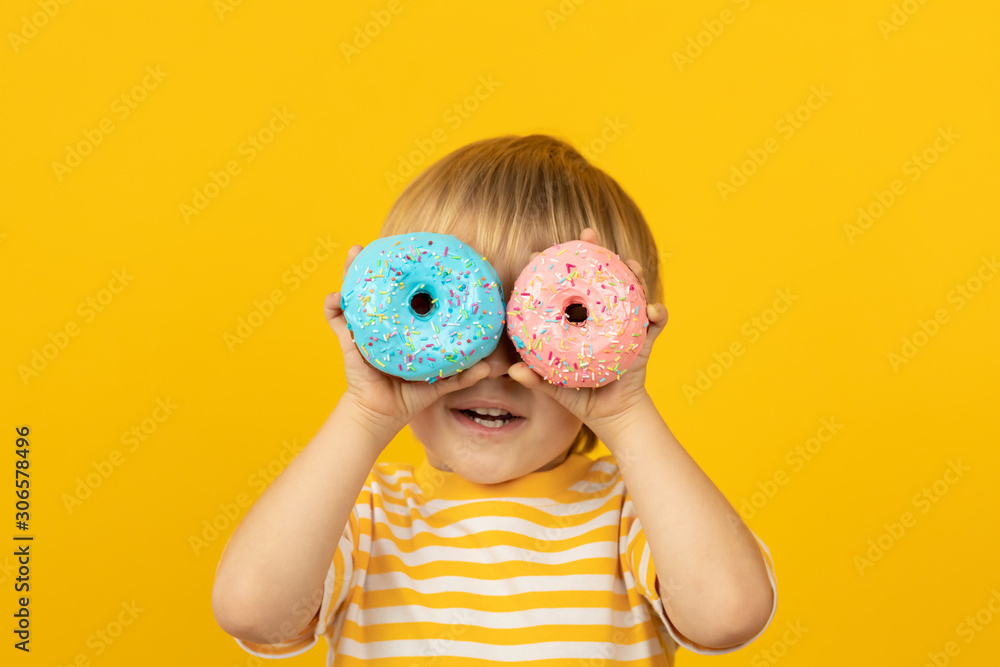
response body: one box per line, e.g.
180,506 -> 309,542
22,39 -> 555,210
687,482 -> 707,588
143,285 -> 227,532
347,602 -> 652,630
367,505 -> 621,542
375,486 -> 623,519
372,480 -> 422,500
233,635 -> 317,659
367,537 -> 618,566
622,496 -> 637,519
375,482 -> 624,511
335,636 -> 664,661
589,459 -> 619,475
371,466 -> 413,485
569,474 -> 623,495
623,501 -> 642,541
637,539 -> 651,593
363,570 -> 627,596
371,457 -> 620,486
323,527 -> 355,628
374,464 -> 624,503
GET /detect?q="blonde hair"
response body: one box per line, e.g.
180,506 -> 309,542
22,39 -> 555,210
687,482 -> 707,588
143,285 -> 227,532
379,134 -> 662,456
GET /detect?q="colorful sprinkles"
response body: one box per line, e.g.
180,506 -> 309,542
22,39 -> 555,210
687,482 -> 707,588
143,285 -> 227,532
506,240 -> 648,388
339,232 -> 506,382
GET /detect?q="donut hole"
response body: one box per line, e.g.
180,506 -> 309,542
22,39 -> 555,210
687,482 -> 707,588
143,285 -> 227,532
564,303 -> 589,326
409,291 -> 435,317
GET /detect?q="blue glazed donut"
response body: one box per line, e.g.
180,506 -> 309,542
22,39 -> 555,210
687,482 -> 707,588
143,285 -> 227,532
339,232 -> 507,382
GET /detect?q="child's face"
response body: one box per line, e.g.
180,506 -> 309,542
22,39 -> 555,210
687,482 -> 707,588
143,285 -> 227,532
408,330 -> 583,484
407,226 -> 583,484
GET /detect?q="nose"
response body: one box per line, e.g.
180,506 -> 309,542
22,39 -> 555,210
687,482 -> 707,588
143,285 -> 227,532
482,329 -> 521,379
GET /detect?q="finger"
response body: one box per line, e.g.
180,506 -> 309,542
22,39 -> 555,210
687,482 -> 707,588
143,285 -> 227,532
646,301 -> 668,326
508,362 -> 563,402
324,292 -> 355,349
636,303 -> 668,362
342,244 -> 363,281
428,360 -> 492,396
625,259 -> 648,294
580,227 -> 599,245
324,291 -> 342,318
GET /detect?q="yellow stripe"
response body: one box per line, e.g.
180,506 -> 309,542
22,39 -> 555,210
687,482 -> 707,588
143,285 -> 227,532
267,457 -> 687,665
371,493 -> 622,530
339,615 -> 649,645
361,587 -> 637,613
372,466 -> 621,497
357,516 -> 619,553
367,554 -> 619,580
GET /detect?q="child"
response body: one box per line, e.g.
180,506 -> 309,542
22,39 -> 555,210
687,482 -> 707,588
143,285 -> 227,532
212,134 -> 777,666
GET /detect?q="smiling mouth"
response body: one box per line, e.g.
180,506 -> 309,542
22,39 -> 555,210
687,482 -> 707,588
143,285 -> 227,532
455,407 -> 521,429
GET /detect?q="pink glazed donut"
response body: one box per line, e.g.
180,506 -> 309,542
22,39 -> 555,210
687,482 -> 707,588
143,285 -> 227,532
507,240 -> 648,388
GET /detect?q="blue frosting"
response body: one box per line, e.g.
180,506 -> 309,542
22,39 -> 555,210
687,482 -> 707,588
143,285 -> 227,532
340,232 -> 506,382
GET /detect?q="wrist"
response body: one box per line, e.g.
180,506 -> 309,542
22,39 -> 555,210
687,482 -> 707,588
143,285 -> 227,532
337,393 -> 404,449
587,390 -> 657,448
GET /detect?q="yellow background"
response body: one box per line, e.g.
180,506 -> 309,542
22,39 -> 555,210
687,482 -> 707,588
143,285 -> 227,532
3,0 -> 999,665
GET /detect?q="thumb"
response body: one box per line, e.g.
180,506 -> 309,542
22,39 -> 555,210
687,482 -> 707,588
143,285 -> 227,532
426,360 -> 492,398
324,291 -> 356,353
508,362 -> 562,400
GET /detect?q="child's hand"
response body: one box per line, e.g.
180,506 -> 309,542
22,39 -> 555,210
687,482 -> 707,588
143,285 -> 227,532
325,244 -> 492,440
507,228 -> 669,440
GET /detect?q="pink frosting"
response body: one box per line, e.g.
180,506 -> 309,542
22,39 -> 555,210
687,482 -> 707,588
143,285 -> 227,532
507,240 -> 648,388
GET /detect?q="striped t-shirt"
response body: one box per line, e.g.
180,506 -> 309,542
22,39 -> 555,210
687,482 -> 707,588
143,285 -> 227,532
235,452 -> 778,665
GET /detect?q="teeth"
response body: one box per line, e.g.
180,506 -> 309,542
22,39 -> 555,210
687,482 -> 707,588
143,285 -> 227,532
471,407 -> 511,417
469,416 -> 507,428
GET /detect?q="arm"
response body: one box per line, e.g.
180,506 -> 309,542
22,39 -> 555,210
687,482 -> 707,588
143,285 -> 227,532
590,393 -> 775,649
211,396 -> 391,645
213,243 -> 492,646
506,227 -> 775,650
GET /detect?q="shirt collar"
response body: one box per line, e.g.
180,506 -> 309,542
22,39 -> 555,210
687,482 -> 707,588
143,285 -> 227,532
414,452 -> 592,500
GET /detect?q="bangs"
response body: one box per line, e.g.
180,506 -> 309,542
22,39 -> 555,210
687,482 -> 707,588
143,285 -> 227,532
378,134 -> 661,303
378,193 -> 556,299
